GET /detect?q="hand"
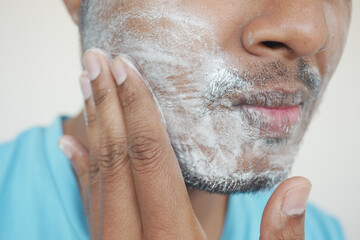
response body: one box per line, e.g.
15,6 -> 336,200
58,48 -> 311,240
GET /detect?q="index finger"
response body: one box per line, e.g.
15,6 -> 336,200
112,56 -> 204,239
82,49 -> 142,239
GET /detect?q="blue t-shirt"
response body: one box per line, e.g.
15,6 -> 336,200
0,117 -> 345,240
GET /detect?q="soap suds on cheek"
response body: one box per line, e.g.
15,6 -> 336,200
321,2 -> 349,82
80,0 -> 317,193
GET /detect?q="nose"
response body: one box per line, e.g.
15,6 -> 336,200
242,0 -> 329,59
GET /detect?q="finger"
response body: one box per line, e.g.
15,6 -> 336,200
260,176 -> 311,240
113,56 -> 204,239
80,73 -> 102,239
84,49 -> 130,180
81,72 -> 101,184
58,135 -> 90,217
83,49 -> 142,239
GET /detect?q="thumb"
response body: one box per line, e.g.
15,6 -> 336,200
260,176 -> 312,240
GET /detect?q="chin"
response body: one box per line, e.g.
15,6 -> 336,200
172,138 -> 297,194
180,165 -> 291,194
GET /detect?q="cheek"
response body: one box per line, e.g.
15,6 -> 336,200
316,1 -> 351,82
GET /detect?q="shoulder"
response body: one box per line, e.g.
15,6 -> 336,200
0,119 -> 63,206
0,117 -> 89,240
0,117 -> 67,170
0,125 -> 48,162
0,125 -> 50,184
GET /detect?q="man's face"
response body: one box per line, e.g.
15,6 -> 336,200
79,0 -> 351,193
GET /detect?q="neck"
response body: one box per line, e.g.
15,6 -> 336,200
63,111 -> 228,240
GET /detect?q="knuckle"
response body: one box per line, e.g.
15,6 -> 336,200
85,110 -> 97,127
121,83 -> 138,111
89,157 -> 99,175
89,151 -> 101,183
99,140 -> 128,167
99,140 -> 130,180
93,87 -> 112,107
86,114 -> 97,126
101,161 -> 131,185
128,134 -> 165,175
89,162 -> 100,185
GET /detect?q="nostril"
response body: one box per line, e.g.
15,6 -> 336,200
262,41 -> 286,49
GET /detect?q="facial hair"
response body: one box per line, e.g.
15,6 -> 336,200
79,0 -> 321,193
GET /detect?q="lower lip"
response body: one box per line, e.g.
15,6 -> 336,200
242,105 -> 301,135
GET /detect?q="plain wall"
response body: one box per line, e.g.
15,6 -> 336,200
0,0 -> 359,239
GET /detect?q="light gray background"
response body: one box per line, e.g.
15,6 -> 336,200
0,0 -> 359,239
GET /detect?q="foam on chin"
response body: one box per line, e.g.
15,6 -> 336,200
80,0 -> 313,193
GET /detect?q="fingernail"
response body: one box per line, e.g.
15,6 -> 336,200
282,185 -> 311,216
80,73 -> 92,100
118,55 -> 143,79
112,58 -> 128,85
72,13 -> 79,24
58,137 -> 73,160
83,50 -> 101,81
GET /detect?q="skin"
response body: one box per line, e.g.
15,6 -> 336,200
74,0 -> 351,193
59,0 -> 351,239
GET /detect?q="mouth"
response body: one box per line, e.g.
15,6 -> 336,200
241,104 -> 301,137
226,90 -> 305,137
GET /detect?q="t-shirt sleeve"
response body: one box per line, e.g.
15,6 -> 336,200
305,203 -> 346,240
0,118 -> 89,240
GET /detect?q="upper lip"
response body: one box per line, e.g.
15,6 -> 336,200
224,89 -> 306,109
